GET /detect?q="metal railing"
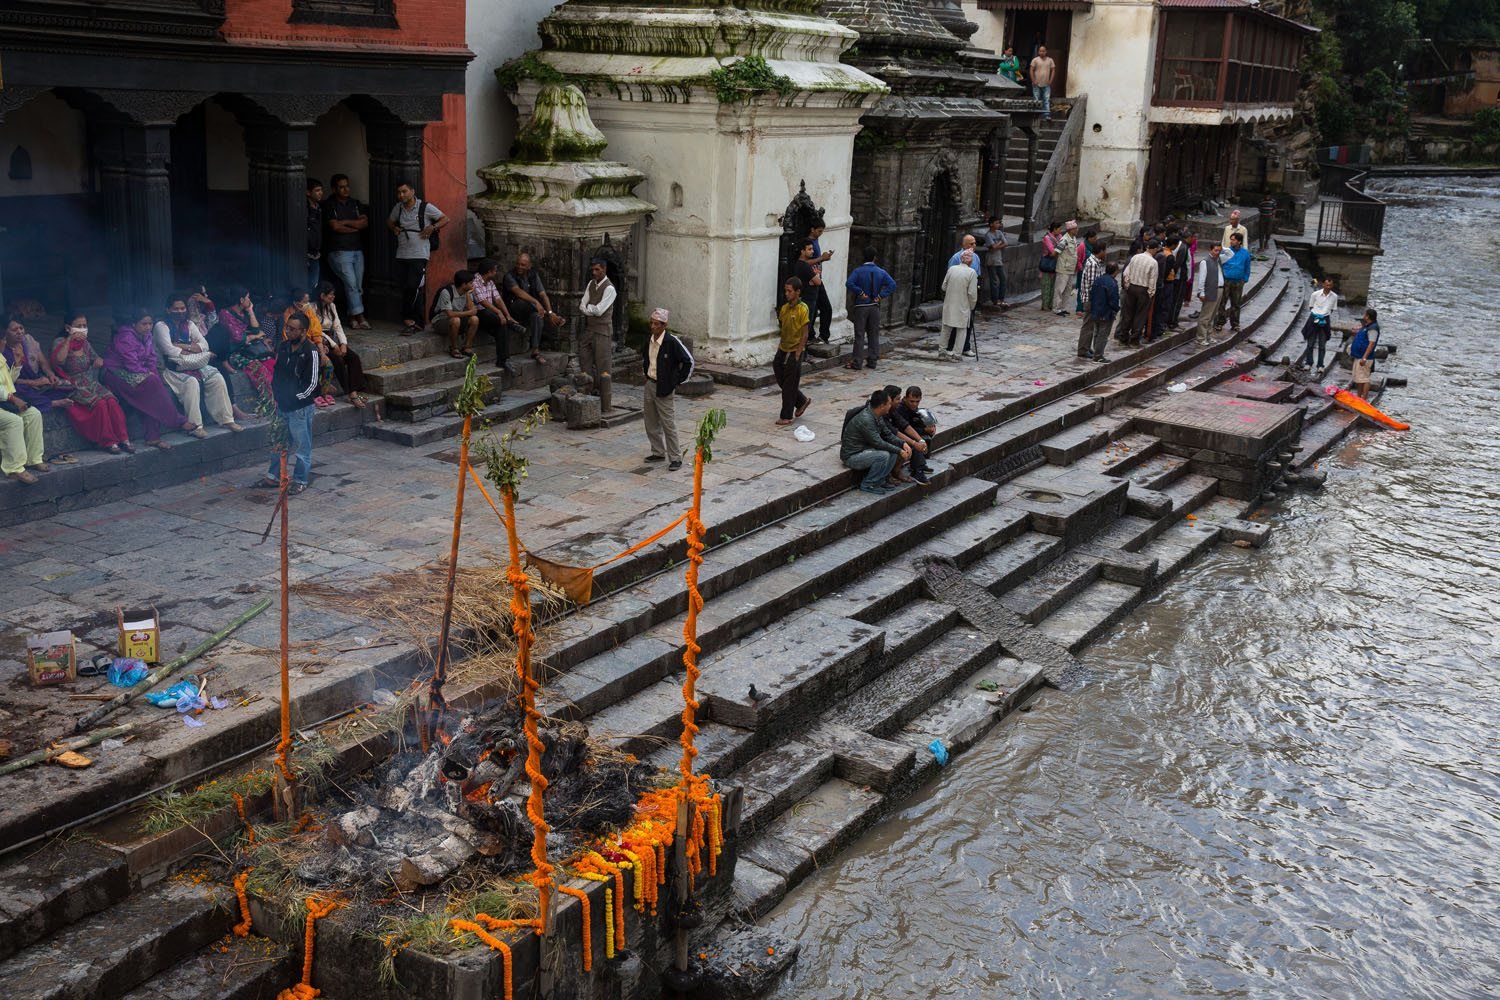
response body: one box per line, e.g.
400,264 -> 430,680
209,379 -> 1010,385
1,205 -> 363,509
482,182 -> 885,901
1315,156 -> 1386,248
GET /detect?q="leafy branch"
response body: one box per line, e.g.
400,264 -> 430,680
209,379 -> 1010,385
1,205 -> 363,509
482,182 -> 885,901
695,408 -> 728,463
476,405 -> 550,499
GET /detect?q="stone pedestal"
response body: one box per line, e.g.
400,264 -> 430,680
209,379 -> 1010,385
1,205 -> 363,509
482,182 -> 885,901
506,1 -> 887,366
472,85 -> 655,357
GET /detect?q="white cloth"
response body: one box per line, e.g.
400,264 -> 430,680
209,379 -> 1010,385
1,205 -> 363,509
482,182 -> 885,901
1310,288 -> 1338,318
316,303 -> 347,347
153,319 -> 232,426
940,263 -> 978,328
578,279 -> 617,317
153,320 -> 212,370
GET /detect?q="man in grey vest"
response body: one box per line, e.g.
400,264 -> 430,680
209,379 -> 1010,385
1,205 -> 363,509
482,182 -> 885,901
1192,240 -> 1223,346
576,259 -> 616,411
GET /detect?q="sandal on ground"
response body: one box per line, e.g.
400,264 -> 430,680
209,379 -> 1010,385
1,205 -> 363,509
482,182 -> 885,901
189,427 -> 208,439
351,394 -> 367,409
7,470 -> 38,485
119,441 -> 135,453
251,475 -> 280,489
775,418 -> 794,426
448,349 -> 465,359
27,462 -> 52,473
151,440 -> 171,450
225,422 -> 245,432
288,483 -> 308,495
105,444 -> 123,455
795,398 -> 812,418
843,362 -> 861,370
52,453 -> 77,464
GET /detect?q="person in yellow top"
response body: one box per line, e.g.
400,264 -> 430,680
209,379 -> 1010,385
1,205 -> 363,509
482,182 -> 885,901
1,346 -> 49,484
285,288 -> 337,407
774,276 -> 812,426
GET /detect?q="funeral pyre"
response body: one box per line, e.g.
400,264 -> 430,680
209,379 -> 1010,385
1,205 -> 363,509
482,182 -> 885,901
285,699 -> 658,893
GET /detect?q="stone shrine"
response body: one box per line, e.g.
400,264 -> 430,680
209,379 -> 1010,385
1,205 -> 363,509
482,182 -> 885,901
501,0 -> 887,366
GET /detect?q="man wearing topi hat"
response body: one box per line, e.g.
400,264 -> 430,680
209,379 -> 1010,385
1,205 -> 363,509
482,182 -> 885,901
1053,220 -> 1079,317
643,307 -> 694,470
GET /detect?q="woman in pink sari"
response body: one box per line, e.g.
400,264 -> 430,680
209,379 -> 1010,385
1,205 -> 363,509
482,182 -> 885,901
51,313 -> 132,453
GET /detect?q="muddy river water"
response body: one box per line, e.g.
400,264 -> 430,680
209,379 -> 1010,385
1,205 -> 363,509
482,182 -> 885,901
765,177 -> 1500,999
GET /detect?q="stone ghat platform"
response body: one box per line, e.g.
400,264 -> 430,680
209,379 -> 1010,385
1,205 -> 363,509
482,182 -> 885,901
0,247 -> 1408,998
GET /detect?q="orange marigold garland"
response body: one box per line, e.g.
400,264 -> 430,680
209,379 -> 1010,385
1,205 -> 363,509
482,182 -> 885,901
232,792 -> 255,845
557,886 -> 593,972
449,918 -> 513,1000
232,870 -> 254,937
276,896 -> 339,1000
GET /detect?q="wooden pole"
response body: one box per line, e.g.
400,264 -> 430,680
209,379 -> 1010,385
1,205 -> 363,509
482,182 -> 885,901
672,793 -> 691,973
274,452 -> 297,818
429,411 -> 472,733
677,445 -> 707,787
73,599 -> 271,734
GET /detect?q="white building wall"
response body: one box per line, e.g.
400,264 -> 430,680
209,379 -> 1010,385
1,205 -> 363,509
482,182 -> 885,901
465,0 -> 561,195
0,93 -> 87,198
1067,0 -> 1158,232
961,2 -> 1009,55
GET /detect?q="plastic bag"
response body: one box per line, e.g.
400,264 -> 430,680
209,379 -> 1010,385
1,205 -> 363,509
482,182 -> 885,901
793,425 -> 815,443
928,739 -> 949,766
1166,381 -> 1188,393
145,680 -> 200,709
107,658 -> 150,688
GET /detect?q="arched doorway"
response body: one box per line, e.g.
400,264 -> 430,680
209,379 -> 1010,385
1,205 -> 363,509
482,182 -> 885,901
916,170 -> 960,303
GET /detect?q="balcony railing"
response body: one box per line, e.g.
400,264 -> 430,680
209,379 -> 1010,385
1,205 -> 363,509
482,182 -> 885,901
1152,8 -> 1311,110
1315,160 -> 1386,248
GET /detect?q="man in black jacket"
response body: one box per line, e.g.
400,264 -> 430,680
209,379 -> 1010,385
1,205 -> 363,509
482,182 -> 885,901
255,311 -> 319,494
642,307 -> 694,470
840,389 -> 909,495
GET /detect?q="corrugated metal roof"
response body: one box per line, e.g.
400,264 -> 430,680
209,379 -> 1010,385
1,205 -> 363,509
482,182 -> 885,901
1159,0 -> 1320,32
976,1 -> 1091,11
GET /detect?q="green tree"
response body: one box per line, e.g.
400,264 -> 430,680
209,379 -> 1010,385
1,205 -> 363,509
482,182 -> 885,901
1312,0 -> 1419,76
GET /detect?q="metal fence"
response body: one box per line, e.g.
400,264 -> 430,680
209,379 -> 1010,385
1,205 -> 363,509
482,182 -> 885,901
1315,157 -> 1386,248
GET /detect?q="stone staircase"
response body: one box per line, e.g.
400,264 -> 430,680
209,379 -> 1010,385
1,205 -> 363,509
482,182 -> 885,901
0,245 -> 1400,1000
1000,113 -> 1069,224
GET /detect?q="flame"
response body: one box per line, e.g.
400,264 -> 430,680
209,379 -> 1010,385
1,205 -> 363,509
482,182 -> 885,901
464,782 -> 493,803
437,728 -> 453,747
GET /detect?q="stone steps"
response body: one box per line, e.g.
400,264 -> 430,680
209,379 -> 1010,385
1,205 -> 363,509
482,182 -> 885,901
0,839 -> 131,962
118,933 -> 296,1000
363,388 -> 553,447
0,878 -> 233,1000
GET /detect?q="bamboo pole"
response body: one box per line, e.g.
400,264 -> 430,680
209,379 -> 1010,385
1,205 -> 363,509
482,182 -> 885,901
73,598 -> 272,734
0,723 -> 137,777
429,410 -> 472,730
274,452 -> 295,787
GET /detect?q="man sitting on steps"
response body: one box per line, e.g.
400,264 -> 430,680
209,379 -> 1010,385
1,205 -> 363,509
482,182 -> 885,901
841,388 -> 910,496
882,383 -> 931,485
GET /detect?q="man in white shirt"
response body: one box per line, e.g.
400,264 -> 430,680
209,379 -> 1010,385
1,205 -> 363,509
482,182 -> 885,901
1298,276 -> 1339,370
1029,45 -> 1057,119
577,259 -> 617,411
387,181 -> 450,334
1191,241 -> 1224,346
154,293 -> 239,437
1221,210 -> 1249,252
1114,241 -> 1160,347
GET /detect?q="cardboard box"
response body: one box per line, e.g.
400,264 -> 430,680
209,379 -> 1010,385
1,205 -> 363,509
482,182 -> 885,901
117,606 -> 161,664
28,630 -> 77,686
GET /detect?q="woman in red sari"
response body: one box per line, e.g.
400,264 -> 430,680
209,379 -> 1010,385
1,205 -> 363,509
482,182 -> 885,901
51,313 -> 132,454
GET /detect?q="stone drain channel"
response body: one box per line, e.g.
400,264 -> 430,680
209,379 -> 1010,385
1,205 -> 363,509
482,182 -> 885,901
0,247 -> 1401,999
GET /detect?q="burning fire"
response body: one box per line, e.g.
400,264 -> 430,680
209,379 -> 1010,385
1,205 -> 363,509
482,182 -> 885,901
464,782 -> 493,803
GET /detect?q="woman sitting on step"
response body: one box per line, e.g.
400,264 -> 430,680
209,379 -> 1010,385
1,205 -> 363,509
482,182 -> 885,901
50,313 -> 133,454
313,281 -> 368,408
285,288 -> 338,408
210,286 -> 273,420
100,307 -> 193,450
153,292 -> 241,438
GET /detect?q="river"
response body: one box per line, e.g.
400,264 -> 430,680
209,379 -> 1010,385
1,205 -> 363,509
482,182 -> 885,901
764,176 -> 1500,999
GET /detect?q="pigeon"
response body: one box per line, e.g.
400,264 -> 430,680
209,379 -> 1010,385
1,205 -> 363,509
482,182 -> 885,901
748,684 -> 766,703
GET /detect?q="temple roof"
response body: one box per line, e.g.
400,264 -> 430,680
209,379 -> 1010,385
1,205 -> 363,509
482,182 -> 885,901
820,0 -> 963,54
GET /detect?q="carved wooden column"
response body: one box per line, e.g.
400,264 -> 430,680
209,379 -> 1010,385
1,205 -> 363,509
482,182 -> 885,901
94,120 -> 175,309
365,121 -> 425,315
246,121 -> 310,296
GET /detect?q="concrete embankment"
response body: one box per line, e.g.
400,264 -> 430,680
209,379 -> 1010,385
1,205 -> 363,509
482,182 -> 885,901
0,245 -> 1405,999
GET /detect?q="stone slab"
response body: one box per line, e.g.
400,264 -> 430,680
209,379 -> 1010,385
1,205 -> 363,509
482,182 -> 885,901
1135,392 -> 1304,460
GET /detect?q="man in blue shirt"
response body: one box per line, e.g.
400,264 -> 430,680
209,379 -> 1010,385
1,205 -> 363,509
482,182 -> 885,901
1077,261 -> 1120,363
1213,233 -> 1252,333
1349,307 -> 1381,398
845,246 -> 897,371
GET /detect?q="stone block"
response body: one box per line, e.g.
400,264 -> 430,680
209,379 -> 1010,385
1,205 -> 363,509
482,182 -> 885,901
1219,517 -> 1271,548
734,741 -> 834,834
1125,484 -> 1173,518
730,858 -> 787,921
699,611 -> 885,731
564,393 -> 601,430
804,723 -> 915,792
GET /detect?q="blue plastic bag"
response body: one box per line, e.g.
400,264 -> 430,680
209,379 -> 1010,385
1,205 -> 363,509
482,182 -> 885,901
107,658 -> 150,688
928,739 -> 949,766
145,681 -> 200,709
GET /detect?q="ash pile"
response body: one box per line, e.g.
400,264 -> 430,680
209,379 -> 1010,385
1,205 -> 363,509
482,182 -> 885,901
300,700 -> 656,891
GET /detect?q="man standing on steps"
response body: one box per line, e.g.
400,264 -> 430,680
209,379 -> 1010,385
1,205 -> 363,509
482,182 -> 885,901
577,259 -> 616,411
841,388 -> 910,496
1079,234 -> 1106,315
807,222 -> 835,344
642,307 -> 693,471
323,174 -> 371,330
1149,239 -> 1177,342
1029,44 -> 1057,119
940,249 -> 979,359
1115,240 -> 1158,347
388,181 -> 449,336
1079,261 -> 1119,363
948,233 -> 983,349
1222,209 -> 1249,253
1171,232 -> 1192,328
845,246 -> 896,371
1298,276 -> 1339,371
1257,195 -> 1278,250
981,217 -> 1007,308
1192,240 -> 1224,346
791,239 -> 823,337
1053,221 -> 1079,317
1214,233 -> 1252,334
305,178 -> 324,293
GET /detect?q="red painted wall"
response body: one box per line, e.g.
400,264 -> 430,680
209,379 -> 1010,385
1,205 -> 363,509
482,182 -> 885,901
422,92 -> 470,297
222,1 -> 468,51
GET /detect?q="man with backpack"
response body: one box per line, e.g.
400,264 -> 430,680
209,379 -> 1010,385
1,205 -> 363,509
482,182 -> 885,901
387,181 -> 450,335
